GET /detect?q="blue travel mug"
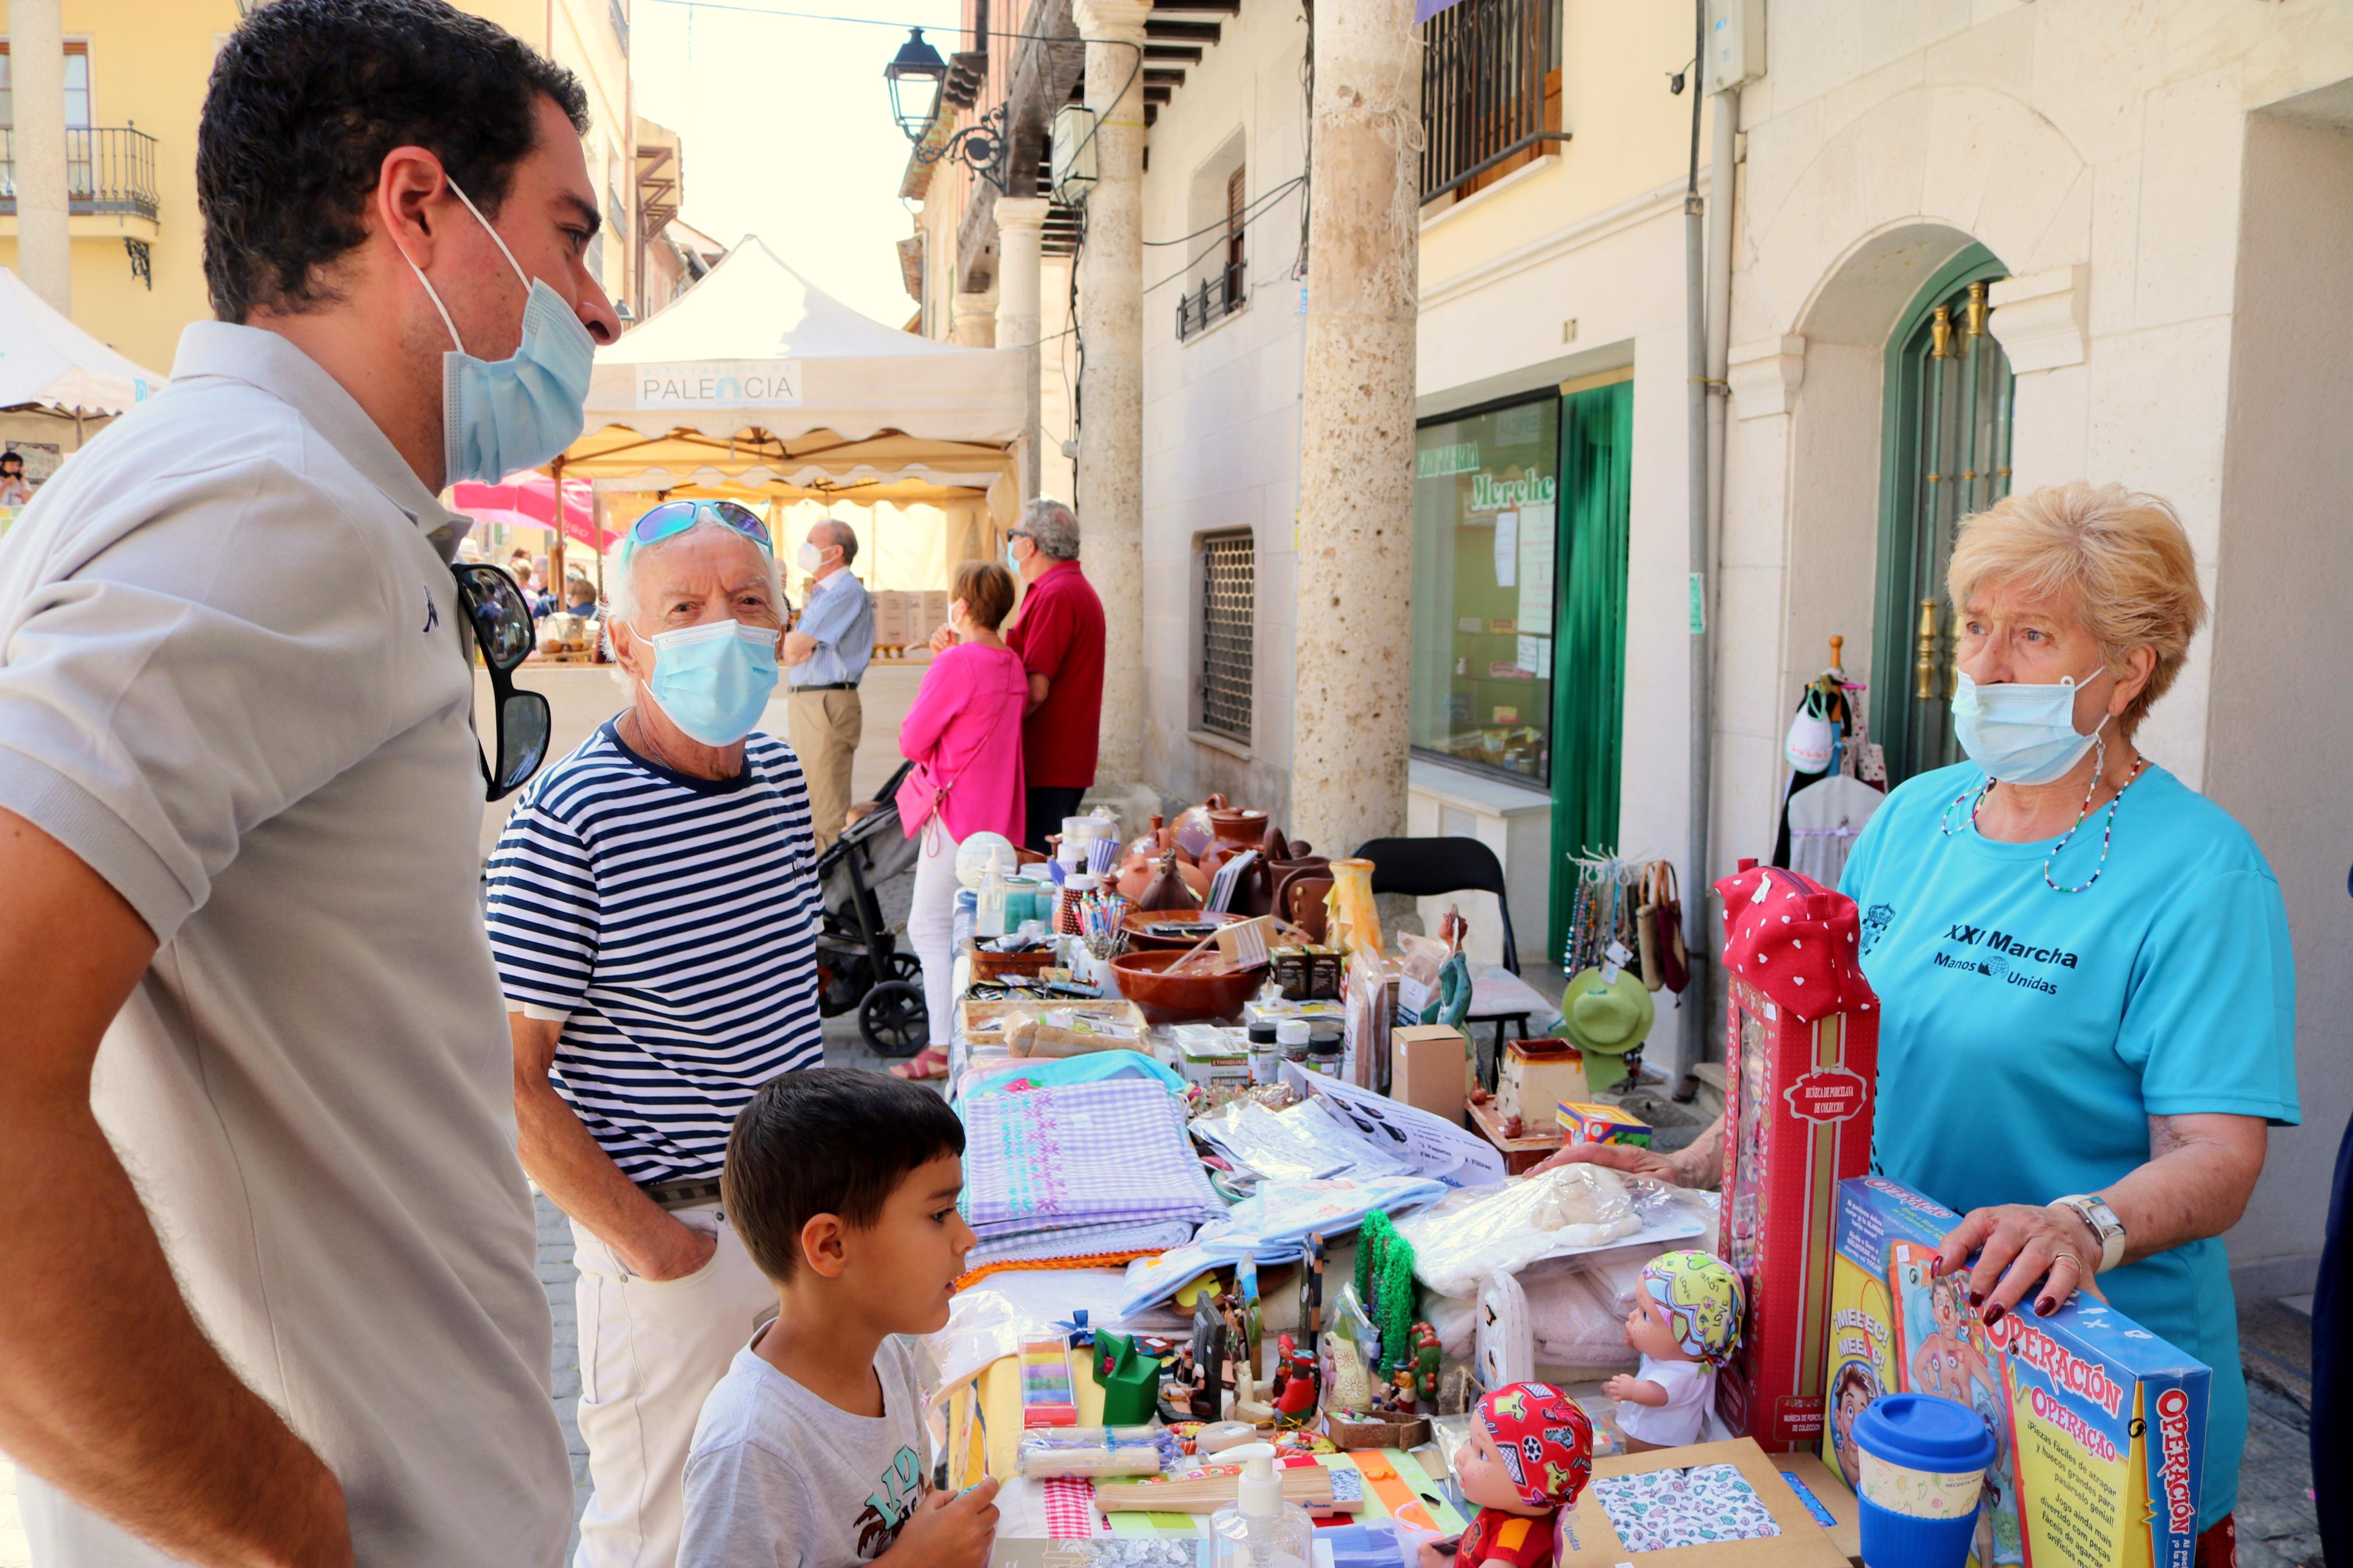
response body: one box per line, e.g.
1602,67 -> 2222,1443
1853,1393 -> 1999,1568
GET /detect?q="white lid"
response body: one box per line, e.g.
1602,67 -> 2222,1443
1220,1443 -> 1282,1518
1066,873 -> 1099,893
1276,1020 -> 1311,1044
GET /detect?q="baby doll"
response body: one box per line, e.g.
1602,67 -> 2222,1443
1417,1382 -> 1591,1568
1600,1249 -> 1743,1452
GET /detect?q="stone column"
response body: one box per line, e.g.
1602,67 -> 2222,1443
1290,0 -> 1421,855
12,0 -> 72,315
950,290 -> 998,347
993,195 -> 1050,502
1073,0 -> 1149,785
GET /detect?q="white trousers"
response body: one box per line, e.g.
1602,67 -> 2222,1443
569,1204 -> 777,1568
907,822 -> 964,1049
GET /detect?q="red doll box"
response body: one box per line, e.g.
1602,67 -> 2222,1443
1712,862 -> 1880,1452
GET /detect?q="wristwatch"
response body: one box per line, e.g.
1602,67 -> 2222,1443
2048,1194 -> 2127,1273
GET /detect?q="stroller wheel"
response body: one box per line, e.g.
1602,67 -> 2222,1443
889,951 -> 924,984
858,980 -> 929,1058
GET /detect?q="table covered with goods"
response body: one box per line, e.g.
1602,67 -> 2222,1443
907,806 -> 2214,1568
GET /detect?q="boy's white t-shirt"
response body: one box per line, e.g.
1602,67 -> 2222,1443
679,1329 -> 933,1567
1615,1357 -> 1716,1448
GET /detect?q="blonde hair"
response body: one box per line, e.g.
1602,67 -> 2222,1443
1946,481 -> 2206,733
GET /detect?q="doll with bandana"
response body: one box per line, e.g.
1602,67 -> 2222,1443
1417,1382 -> 1591,1568
1602,1249 -> 1743,1452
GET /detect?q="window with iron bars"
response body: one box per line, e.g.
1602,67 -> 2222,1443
1420,0 -> 1566,204
1198,532 -> 1254,742
1179,164 -> 1249,341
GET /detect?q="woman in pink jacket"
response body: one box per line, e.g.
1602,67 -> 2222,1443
892,559 -> 1028,1079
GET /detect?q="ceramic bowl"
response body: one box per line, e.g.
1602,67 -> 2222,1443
1109,948 -> 1267,1026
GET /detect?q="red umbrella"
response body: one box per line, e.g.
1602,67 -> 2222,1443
450,471 -> 612,550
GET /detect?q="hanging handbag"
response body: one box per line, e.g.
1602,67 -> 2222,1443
1651,861 -> 1691,994
1634,862 -> 1665,992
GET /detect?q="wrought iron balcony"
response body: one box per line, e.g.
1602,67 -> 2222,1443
1176,261 -> 1247,342
1420,0 -> 1567,204
0,127 -> 161,223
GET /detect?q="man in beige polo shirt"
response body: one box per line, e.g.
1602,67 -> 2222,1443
0,2 -> 616,1562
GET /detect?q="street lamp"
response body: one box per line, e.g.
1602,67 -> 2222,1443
885,26 -> 1011,192
885,28 -> 948,143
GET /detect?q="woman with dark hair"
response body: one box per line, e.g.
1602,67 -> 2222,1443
892,559 -> 1027,1080
0,451 -> 32,507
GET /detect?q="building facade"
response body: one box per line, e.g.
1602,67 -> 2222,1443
914,0 -> 2353,1293
0,0 -> 675,383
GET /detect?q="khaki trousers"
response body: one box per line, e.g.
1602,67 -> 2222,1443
787,685 -> 863,851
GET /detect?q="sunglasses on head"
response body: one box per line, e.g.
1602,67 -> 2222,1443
624,499 -> 773,556
452,563 -> 552,801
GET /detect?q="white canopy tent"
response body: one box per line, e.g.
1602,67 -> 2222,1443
0,265 -> 168,468
563,236 -> 1026,520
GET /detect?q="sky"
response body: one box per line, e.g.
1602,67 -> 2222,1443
633,0 -> 963,328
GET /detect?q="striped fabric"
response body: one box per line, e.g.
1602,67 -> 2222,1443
486,721 -> 825,1184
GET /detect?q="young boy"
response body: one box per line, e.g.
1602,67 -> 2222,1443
678,1069 -> 1001,1567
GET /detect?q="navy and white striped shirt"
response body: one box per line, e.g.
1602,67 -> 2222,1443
485,721 -> 826,1184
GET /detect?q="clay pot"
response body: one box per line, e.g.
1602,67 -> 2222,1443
1284,876 -> 1335,944
1266,856 -> 1332,920
1110,948 -> 1267,1027
1135,847 -> 1201,912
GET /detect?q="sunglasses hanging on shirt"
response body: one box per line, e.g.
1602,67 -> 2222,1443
453,563 -> 552,800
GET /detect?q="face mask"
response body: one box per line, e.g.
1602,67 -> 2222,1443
631,618 -> 779,746
797,541 -> 826,573
405,179 -> 597,487
1951,669 -> 2106,785
1005,536 -> 1025,573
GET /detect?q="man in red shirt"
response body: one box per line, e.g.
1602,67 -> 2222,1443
1002,497 -> 1105,849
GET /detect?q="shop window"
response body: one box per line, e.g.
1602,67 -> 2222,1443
1198,531 -> 1254,742
1410,394 -> 1560,784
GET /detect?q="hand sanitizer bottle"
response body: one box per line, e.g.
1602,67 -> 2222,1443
1209,1444 -> 1311,1568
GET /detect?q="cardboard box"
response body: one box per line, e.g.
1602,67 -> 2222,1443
1822,1176 -> 2210,1568
1389,1024 -> 1467,1122
868,589 -> 911,648
1771,1451 -> 1861,1565
1717,961 -> 1878,1451
920,589 -> 950,634
1554,1437 -> 1849,1566
1496,1037 -> 1587,1124
1169,1023 -> 1252,1089
1556,1099 -> 1651,1146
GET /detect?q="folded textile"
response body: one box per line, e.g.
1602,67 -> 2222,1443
1115,1174 -> 1447,1318
960,1078 -> 1223,1236
964,1219 -> 1198,1267
1591,1464 -> 1780,1552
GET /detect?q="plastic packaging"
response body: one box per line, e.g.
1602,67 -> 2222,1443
1392,1164 -> 1713,1296
1191,1097 -> 1411,1184
1209,1444 -> 1312,1568
1016,1424 -> 1179,1479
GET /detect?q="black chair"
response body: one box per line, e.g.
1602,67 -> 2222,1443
1355,835 -> 1530,1091
1353,835 -> 1519,973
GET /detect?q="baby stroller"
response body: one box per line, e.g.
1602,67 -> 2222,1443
814,760 -> 930,1056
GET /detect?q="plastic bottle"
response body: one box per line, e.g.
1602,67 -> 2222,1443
1208,1444 -> 1311,1568
976,847 -> 1010,939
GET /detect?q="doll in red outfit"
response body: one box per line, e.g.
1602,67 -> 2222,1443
1418,1382 -> 1592,1568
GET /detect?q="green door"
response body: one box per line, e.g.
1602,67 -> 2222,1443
1548,376 -> 1634,962
1871,246 -> 2017,784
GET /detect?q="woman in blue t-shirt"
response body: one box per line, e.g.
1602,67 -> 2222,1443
1837,481 -> 2298,1560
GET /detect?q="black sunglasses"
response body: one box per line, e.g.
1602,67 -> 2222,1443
453,563 -> 552,801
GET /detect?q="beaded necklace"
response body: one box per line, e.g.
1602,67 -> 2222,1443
1938,735 -> 2151,893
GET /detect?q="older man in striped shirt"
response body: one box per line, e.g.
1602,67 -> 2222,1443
485,499 -> 823,1568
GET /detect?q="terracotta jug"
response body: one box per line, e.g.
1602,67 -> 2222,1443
1285,876 -> 1334,944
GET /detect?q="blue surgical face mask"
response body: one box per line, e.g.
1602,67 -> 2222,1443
405,179 -> 597,487
1004,536 -> 1023,573
632,618 -> 779,746
1950,669 -> 2107,785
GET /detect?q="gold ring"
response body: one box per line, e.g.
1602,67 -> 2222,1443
2052,1251 -> 2079,1271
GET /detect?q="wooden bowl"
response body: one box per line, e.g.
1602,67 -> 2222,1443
1120,908 -> 1246,950
1108,948 -> 1268,1026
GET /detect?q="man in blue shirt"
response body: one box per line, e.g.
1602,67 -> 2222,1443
784,518 -> 874,849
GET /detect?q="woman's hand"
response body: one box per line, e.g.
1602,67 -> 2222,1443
1531,1111 -> 1724,1190
928,623 -> 956,655
1936,1203 -> 2106,1324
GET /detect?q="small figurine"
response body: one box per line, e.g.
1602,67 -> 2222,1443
1387,1367 -> 1419,1417
1411,1323 -> 1442,1406
1269,1333 -> 1321,1428
1158,1346 -> 1200,1425
1300,1232 -> 1328,1336
1601,1249 -> 1744,1452
1187,1291 -> 1227,1421
1421,1382 -> 1592,1568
